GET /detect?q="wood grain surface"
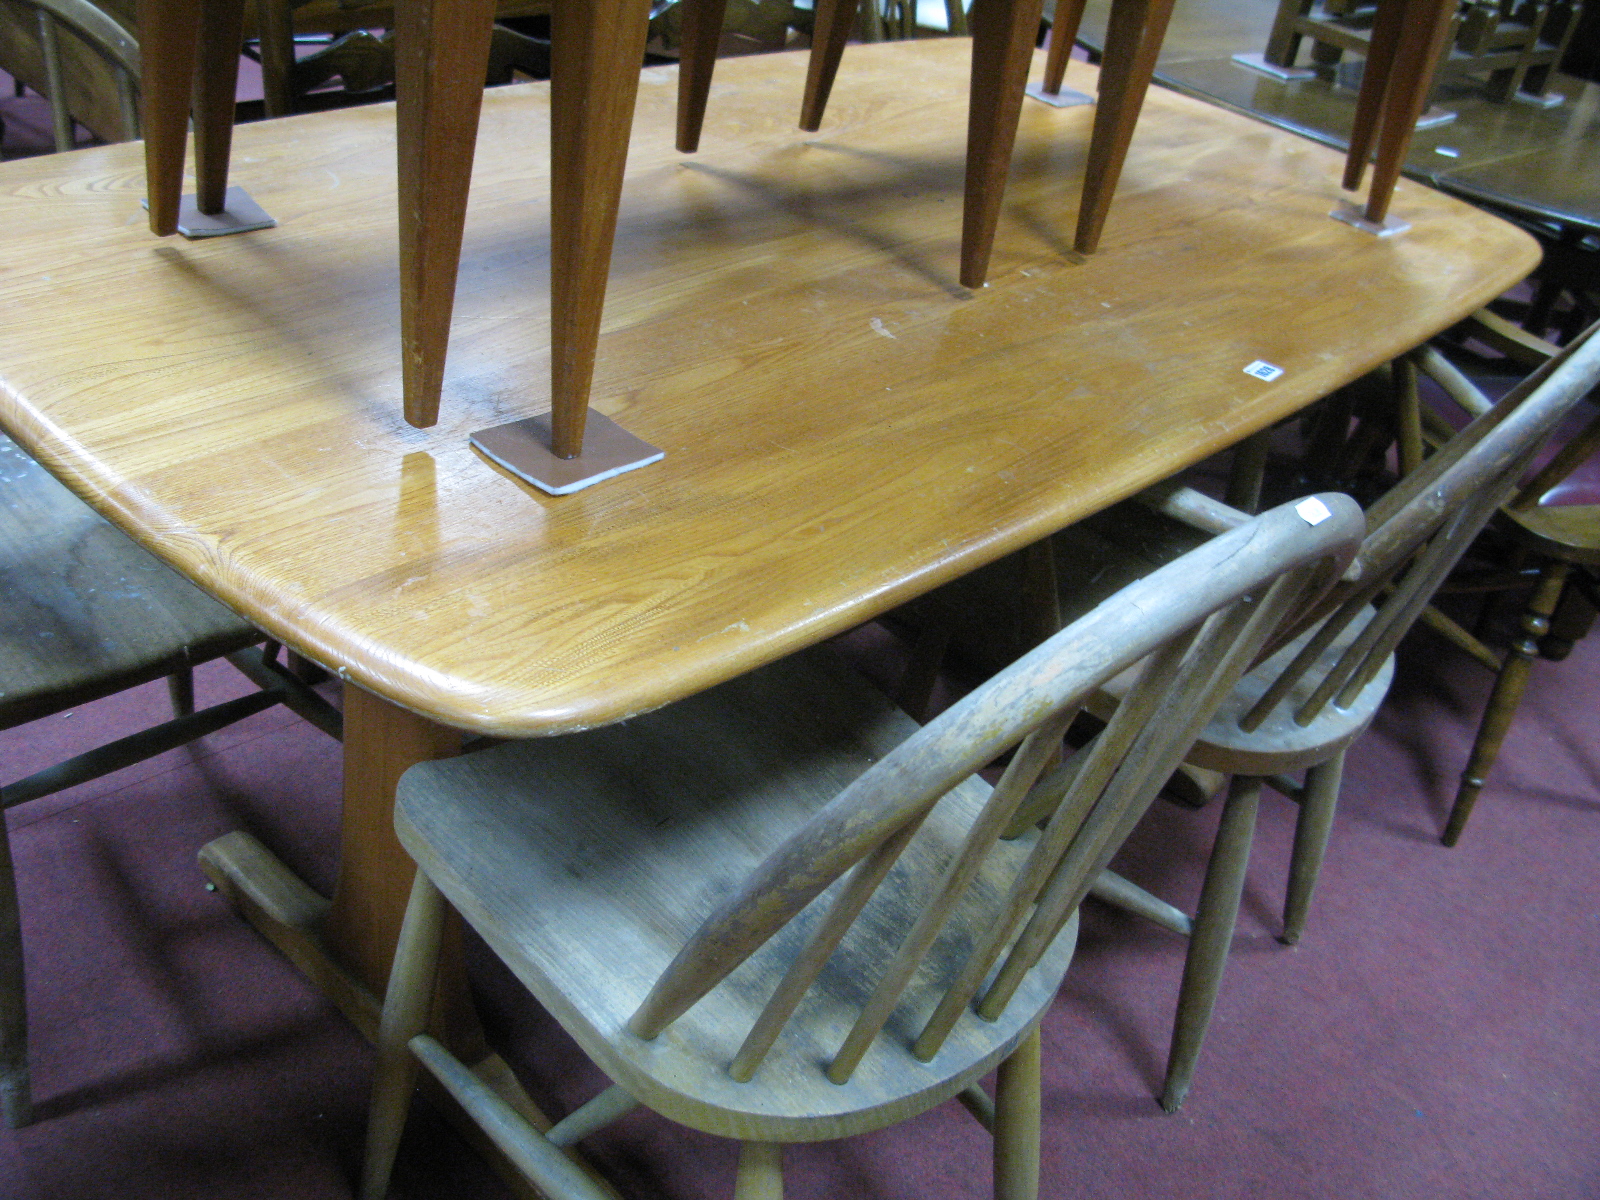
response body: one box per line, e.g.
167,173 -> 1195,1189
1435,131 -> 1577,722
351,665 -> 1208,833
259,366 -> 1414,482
0,39 -> 1538,737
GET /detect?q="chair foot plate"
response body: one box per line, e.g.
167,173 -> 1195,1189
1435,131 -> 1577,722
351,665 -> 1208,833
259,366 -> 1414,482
1024,82 -> 1094,107
1230,53 -> 1315,81
1329,201 -> 1410,238
173,187 -> 278,238
472,411 -> 664,496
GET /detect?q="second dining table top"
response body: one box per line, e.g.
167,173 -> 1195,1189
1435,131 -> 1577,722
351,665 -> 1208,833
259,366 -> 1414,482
0,38 -> 1538,737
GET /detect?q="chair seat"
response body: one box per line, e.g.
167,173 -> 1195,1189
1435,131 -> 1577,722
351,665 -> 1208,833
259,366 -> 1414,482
1504,504 -> 1600,566
0,435 -> 259,728
395,644 -> 1076,1144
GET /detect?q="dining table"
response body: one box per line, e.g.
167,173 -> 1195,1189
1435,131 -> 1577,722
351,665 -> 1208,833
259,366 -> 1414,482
0,33 -> 1537,1164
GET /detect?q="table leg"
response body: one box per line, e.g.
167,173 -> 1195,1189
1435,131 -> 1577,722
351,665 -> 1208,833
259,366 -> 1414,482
547,0 -> 652,458
1074,0 -> 1176,255
395,0 -> 498,429
137,0 -> 204,235
962,0 -> 1046,289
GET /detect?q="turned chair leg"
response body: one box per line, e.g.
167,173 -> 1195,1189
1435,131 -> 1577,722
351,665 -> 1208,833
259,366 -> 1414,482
360,870 -> 448,1200
993,1025 -> 1041,1200
1162,774 -> 1259,1113
734,1141 -> 784,1200
1443,560 -> 1570,848
1282,750 -> 1345,945
0,806 -> 31,1129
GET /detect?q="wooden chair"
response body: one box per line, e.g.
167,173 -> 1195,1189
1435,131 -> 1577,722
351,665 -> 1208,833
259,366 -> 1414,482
892,324 -> 1600,1112
356,495 -> 1364,1200
0,433 -> 342,1128
1403,319 -> 1600,845
1,0 -> 139,151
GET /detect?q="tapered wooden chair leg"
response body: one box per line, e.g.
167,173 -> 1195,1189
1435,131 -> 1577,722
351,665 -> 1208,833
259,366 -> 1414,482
1282,750 -> 1345,945
961,0 -> 1046,289
1362,0 -> 1457,225
0,809 -> 31,1129
1039,0 -> 1087,95
137,0 -> 206,235
675,0 -> 729,152
394,0 -> 498,429
167,667 -> 196,718
993,1025 -> 1041,1200
191,0 -> 247,215
1341,0 -> 1406,192
799,0 -> 855,132
1444,561 -> 1569,847
546,0 -> 653,457
734,1141 -> 784,1200
360,870 -> 449,1200
1161,775 -> 1259,1114
1074,0 -> 1177,255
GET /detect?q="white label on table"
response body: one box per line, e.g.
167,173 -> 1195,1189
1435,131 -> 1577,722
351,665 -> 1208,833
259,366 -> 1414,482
1296,497 -> 1334,526
1243,360 -> 1284,382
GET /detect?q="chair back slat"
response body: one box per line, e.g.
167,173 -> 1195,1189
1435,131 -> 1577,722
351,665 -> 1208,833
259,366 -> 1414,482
628,497 -> 1365,1084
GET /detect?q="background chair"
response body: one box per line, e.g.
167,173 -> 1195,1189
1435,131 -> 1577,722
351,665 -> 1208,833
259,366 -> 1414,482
0,0 -> 139,152
891,321 -> 1600,1111
0,433 -> 341,1128
358,495 -> 1363,1200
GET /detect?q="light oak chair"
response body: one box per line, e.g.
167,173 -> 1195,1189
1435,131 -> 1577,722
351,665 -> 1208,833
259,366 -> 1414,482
894,324 -> 1600,1112
1403,318 -> 1600,845
2,0 -> 140,151
357,495 -> 1364,1200
0,433 -> 341,1128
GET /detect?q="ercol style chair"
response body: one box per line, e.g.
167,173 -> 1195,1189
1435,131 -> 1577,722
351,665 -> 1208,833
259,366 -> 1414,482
357,496 -> 1365,1200
896,324 -> 1600,1112
0,435 -> 342,1128
3,0 -> 140,151
1404,319 -> 1600,846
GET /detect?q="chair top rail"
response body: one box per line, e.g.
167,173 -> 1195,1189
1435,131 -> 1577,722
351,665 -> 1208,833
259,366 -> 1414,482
25,0 -> 140,79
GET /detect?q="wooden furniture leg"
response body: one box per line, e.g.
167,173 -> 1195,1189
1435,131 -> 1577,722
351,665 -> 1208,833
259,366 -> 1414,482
547,0 -> 653,457
1340,0 -> 1407,193
137,0 -> 205,235
253,0 -> 297,117
1161,775 -> 1259,1114
962,0 -> 1046,289
675,0 -> 729,152
1443,560 -> 1571,847
0,806 -> 28,1128
1074,0 -> 1176,255
193,0 -> 247,216
992,1025 -> 1042,1200
799,0 -> 855,132
1360,0 -> 1457,226
394,0 -> 498,429
1039,0 -> 1086,96
734,1142 -> 784,1200
1281,750 -> 1344,945
1262,0 -> 1313,68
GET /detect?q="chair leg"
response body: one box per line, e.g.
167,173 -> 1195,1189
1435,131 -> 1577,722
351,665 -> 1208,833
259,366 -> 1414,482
167,667 -> 196,718
1444,560 -> 1569,848
799,0 -> 855,132
1074,0 -> 1177,255
675,0 -> 729,152
0,806 -> 31,1129
393,0 -> 498,429
360,869 -> 449,1200
1281,750 -> 1344,945
961,0 -> 1047,289
734,1141 -> 784,1200
192,0 -> 247,216
1161,774 -> 1259,1114
1361,0 -> 1457,225
137,0 -> 206,235
1340,0 -> 1405,192
1039,0 -> 1087,95
992,1024 -> 1041,1200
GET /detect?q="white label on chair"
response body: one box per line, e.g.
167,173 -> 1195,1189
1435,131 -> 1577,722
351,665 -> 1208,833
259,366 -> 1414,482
1243,360 -> 1284,382
1296,497 -> 1334,526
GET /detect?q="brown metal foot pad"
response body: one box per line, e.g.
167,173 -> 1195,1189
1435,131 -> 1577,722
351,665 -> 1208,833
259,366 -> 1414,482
471,410 -> 664,496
